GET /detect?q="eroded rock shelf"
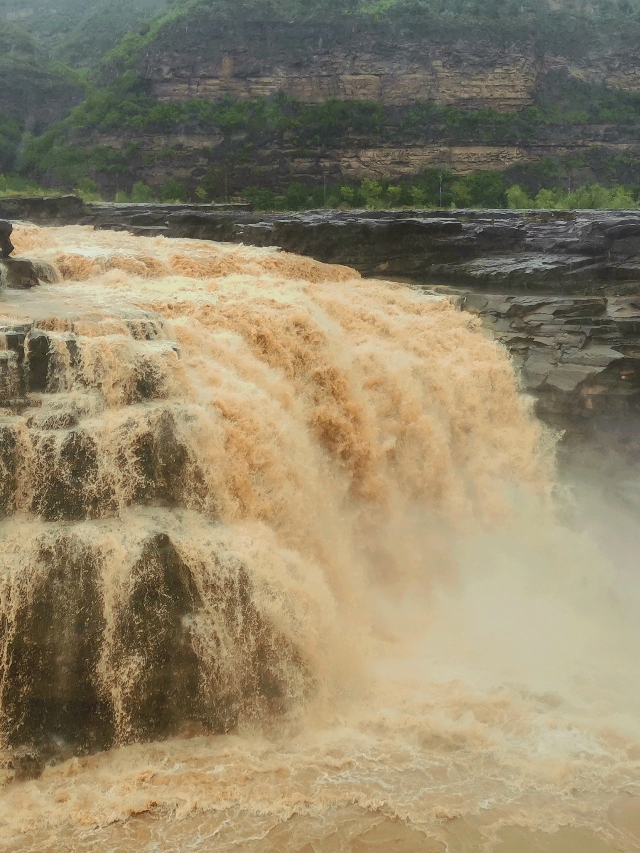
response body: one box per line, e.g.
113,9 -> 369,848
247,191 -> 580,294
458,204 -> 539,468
3,199 -> 640,433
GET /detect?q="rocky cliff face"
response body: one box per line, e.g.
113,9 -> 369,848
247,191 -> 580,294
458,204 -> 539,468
457,291 -> 640,430
66,14 -> 634,195
148,23 -> 539,111
12,3 -> 640,197
144,17 -> 640,111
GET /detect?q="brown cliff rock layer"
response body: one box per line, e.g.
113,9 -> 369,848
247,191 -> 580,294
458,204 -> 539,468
144,18 -> 640,112
152,44 -> 538,111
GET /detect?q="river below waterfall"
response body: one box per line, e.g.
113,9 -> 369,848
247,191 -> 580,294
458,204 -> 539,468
0,225 -> 639,852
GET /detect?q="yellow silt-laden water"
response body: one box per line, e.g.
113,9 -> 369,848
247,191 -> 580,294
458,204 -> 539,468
0,224 -> 638,852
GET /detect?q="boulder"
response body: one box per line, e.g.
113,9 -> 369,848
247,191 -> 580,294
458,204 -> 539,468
0,258 -> 40,289
0,220 -> 13,258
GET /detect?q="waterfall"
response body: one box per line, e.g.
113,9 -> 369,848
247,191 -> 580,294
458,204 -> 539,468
0,224 -> 638,853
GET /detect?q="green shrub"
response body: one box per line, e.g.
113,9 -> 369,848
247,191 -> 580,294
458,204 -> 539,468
75,178 -> 102,202
361,178 -> 384,208
506,182 -> 638,210
242,187 -> 278,210
281,182 -> 313,210
506,185 -> 533,209
458,171 -> 507,208
161,179 -> 187,203
242,174 -> 640,212
130,181 -> 153,202
0,173 -> 59,198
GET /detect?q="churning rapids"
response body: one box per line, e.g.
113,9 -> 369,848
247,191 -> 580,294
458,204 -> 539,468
0,223 -> 639,852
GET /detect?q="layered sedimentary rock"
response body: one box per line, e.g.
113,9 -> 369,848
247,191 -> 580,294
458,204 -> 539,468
6,200 -> 640,297
447,291 -> 640,428
0,309 -> 308,777
149,26 -> 540,111
0,196 -> 84,225
81,204 -> 640,293
71,15 -> 637,191
144,18 -> 640,111
78,203 -> 640,427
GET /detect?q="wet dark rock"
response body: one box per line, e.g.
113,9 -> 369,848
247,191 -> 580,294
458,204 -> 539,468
124,409 -> 202,507
0,351 -> 22,406
26,332 -> 50,391
131,412 -> 190,504
30,430 -> 110,522
132,355 -> 170,402
0,424 -> 17,517
0,537 -> 113,756
75,205 -> 640,293
0,220 -> 13,258
5,201 -> 640,291
448,289 -> 640,429
0,195 -> 84,224
0,528 -> 306,767
109,533 -> 205,740
0,258 -> 40,289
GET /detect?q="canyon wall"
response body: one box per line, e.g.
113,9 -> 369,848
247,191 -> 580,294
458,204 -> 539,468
12,3 -> 640,196
144,18 -> 640,109
71,15 -> 638,194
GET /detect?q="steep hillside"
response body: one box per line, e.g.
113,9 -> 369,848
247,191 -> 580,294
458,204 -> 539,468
13,0 -> 640,203
0,20 -> 85,173
0,0 -> 169,68
129,1 -> 640,109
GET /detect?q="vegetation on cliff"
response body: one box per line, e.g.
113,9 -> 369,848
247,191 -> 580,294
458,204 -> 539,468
0,20 -> 86,172
0,0 -> 168,69
237,174 -> 640,211
102,0 -> 640,68
20,75 -> 640,206
0,174 -> 64,199
4,0 -> 640,207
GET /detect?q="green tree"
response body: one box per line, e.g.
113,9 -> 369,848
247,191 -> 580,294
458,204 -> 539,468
535,188 -> 559,208
386,185 -> 403,206
340,186 -> 356,206
75,178 -> 102,202
410,187 -> 427,207
282,182 -> 311,210
361,178 -> 384,208
608,186 -> 637,208
451,180 -> 472,207
460,171 -> 507,207
161,179 -> 187,203
243,186 -> 278,210
506,185 -> 533,208
130,181 -> 153,202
